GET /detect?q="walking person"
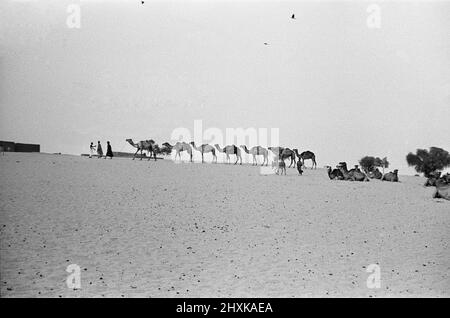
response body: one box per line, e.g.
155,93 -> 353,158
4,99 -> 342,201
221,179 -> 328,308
296,160 -> 303,175
97,141 -> 103,159
89,142 -> 96,158
105,141 -> 113,159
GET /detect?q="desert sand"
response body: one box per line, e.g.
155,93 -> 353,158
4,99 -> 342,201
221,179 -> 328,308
0,152 -> 449,297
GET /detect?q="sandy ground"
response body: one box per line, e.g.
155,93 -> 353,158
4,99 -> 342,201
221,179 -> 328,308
0,152 -> 449,298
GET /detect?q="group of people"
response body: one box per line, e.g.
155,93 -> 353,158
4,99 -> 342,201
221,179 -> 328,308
89,141 -> 113,159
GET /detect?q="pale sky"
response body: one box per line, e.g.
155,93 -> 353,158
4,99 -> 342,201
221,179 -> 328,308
1,0 -> 449,174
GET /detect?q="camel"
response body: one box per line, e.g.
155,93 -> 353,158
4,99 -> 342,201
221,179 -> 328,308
268,146 -> 284,161
293,149 -> 317,169
162,142 -> 193,162
159,144 -> 172,156
274,160 -> 286,175
281,148 -> 296,167
381,169 -> 399,182
190,142 -> 217,163
240,145 -> 268,166
214,144 -> 242,165
338,162 -> 369,181
326,165 -> 344,180
126,138 -> 157,161
368,167 -> 382,179
424,171 -> 442,187
442,173 -> 450,183
433,177 -> 450,200
268,147 -> 296,167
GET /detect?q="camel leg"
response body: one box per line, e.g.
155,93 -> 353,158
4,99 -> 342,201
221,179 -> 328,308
132,148 -> 140,160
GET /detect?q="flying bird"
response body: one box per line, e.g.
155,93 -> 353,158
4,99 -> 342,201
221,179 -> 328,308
291,14 -> 296,19
264,42 -> 269,46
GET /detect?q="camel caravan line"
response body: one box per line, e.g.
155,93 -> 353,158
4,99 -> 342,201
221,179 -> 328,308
121,139 -> 450,200
125,138 -> 318,169
125,138 -> 406,181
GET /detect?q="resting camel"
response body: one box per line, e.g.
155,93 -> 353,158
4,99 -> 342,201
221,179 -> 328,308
442,173 -> 450,183
214,144 -> 242,165
240,145 -> 268,166
424,171 -> 441,187
293,149 -> 317,169
433,177 -> 450,200
126,138 -> 157,161
190,142 -> 217,163
326,165 -> 344,180
162,142 -> 193,162
338,162 -> 369,181
368,168 -> 382,179
268,147 -> 296,168
381,170 -> 399,182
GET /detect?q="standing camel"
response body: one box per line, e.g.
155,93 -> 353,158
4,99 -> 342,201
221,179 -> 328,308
281,148 -> 296,168
240,145 -> 268,166
268,147 -> 296,168
126,139 -> 157,161
293,149 -> 317,169
214,144 -> 242,165
268,146 -> 284,162
190,142 -> 217,163
162,142 -> 193,162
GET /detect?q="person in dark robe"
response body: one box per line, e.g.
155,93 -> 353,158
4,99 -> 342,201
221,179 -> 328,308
105,141 -> 113,159
97,141 -> 103,158
296,160 -> 303,175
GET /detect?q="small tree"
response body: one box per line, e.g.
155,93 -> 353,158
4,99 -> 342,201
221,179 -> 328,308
360,156 -> 389,173
380,157 -> 389,174
374,157 -> 382,168
359,156 -> 376,173
406,147 -> 450,177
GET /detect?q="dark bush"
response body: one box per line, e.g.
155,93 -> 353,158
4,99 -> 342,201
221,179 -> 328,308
406,147 -> 450,177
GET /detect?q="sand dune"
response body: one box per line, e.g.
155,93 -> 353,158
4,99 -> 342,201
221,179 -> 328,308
0,152 -> 449,297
